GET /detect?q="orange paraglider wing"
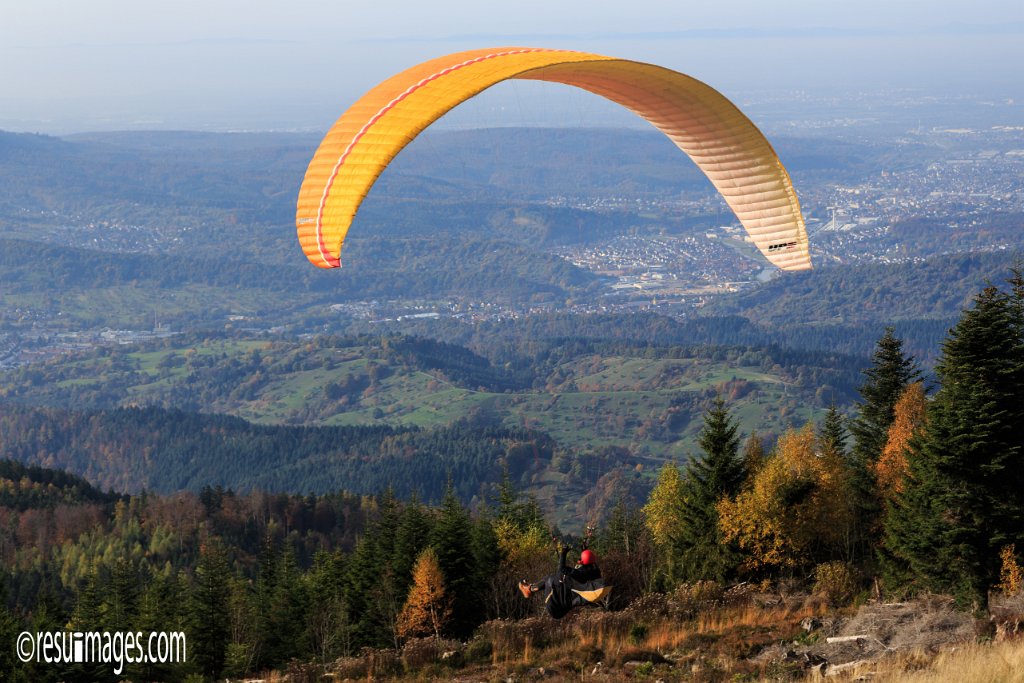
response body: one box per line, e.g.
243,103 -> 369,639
297,47 -> 810,272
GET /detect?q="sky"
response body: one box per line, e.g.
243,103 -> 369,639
1,0 -> 1023,133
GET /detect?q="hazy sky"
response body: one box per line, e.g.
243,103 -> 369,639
2,0 -> 1022,133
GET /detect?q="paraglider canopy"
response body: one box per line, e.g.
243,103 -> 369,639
297,47 -> 811,272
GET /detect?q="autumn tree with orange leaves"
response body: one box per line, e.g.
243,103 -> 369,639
397,547 -> 452,641
717,424 -> 855,573
874,382 -> 927,502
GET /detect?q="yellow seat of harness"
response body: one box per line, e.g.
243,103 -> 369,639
572,585 -> 613,603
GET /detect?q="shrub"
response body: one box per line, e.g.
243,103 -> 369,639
284,660 -> 323,683
671,580 -> 725,618
401,637 -> 439,670
465,636 -> 493,664
999,544 -> 1023,596
813,561 -> 859,605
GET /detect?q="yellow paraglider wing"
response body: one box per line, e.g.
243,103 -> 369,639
296,47 -> 810,272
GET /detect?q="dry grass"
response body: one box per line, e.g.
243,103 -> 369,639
309,592 -> 1024,681
696,600 -> 827,634
818,638 -> 1024,682
468,589 -> 830,681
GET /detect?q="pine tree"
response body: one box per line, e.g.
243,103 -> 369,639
1003,268 -> 1024,516
262,546 -> 310,667
676,397 -> 745,582
189,541 -> 232,680
496,465 -> 546,534
22,592 -> 63,683
818,405 -> 848,460
136,571 -> 188,682
396,547 -> 452,641
849,327 -> 920,560
0,576 -> 28,683
882,285 -> 1024,605
430,483 -> 475,637
221,576 -> 261,678
339,491 -> 408,650
103,558 -> 138,631
392,496 -> 434,597
851,328 -> 922,467
306,551 -> 351,667
374,488 -> 401,565
469,511 -> 501,617
64,568 -> 109,683
343,534 -> 385,648
70,568 -> 104,631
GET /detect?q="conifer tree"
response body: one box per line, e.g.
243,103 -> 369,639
469,511 -> 501,618
70,569 -> 104,631
222,576 -> 261,679
103,558 -> 138,631
65,568 -> 109,683
262,546 -> 310,666
189,541 -> 232,680
818,405 -> 848,460
496,465 -> 547,534
676,397 -> 745,582
430,483 -> 475,636
137,571 -> 188,682
392,496 -> 433,596
851,328 -> 921,467
23,593 -> 63,683
0,577 -> 24,682
882,285 -> 1024,605
343,535 -> 383,648
255,531 -> 278,610
340,491 -> 407,650
374,488 -> 401,564
849,327 -> 920,559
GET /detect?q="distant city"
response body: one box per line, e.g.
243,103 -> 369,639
2,93 -> 1023,368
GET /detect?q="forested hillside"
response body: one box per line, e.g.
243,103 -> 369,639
0,235 -> 600,329
3,272 -> 1024,682
711,250 -> 1020,326
0,459 -> 115,510
0,405 -> 566,504
0,333 -> 861,472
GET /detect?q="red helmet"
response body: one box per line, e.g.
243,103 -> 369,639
580,549 -> 595,565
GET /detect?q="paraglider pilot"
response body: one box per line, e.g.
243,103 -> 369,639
518,544 -> 607,619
